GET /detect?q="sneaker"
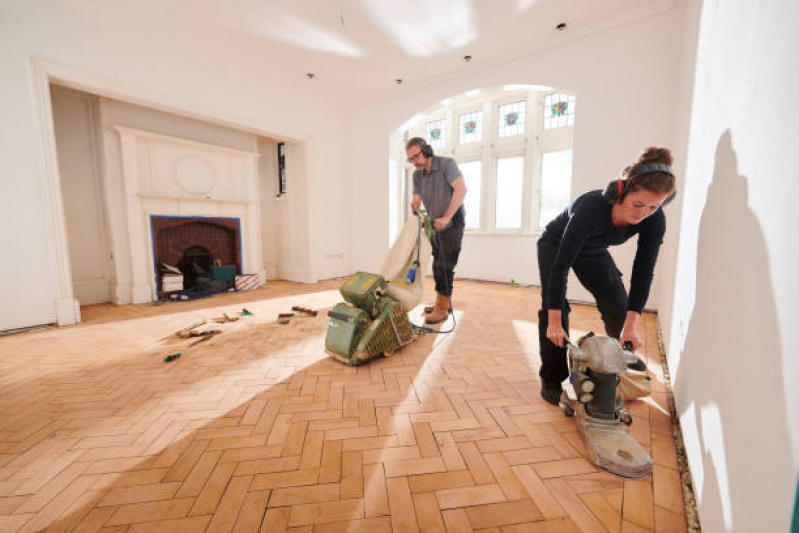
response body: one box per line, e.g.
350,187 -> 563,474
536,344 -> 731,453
540,381 -> 563,406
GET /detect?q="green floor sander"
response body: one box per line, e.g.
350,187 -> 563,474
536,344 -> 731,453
324,272 -> 416,365
325,212 -> 435,365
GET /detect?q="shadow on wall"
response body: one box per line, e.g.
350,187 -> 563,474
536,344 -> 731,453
677,131 -> 791,532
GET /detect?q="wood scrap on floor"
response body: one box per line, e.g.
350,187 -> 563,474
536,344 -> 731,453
176,319 -> 207,338
174,308 -> 253,341
211,312 -> 240,323
189,333 -> 215,346
292,305 -> 318,317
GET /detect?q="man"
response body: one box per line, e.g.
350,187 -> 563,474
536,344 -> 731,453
406,137 -> 467,324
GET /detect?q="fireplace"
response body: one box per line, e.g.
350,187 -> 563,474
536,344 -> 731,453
111,126 -> 265,304
150,216 -> 241,294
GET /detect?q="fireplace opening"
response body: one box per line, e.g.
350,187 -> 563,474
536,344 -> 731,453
178,245 -> 212,290
150,216 -> 242,298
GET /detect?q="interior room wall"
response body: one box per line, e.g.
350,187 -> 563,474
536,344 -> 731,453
660,0 -> 799,530
350,10 -> 683,308
50,85 -> 111,306
257,137 -> 279,280
0,1 -> 351,330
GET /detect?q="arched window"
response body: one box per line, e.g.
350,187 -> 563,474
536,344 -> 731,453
402,87 -> 575,233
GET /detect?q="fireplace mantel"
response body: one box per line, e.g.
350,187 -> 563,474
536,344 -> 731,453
110,126 -> 264,304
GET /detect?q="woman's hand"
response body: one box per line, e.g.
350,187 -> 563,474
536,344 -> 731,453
620,311 -> 642,351
546,310 -> 569,348
619,329 -> 641,351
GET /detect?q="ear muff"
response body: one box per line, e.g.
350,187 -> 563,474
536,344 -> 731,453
603,179 -> 627,204
662,189 -> 677,206
422,143 -> 434,158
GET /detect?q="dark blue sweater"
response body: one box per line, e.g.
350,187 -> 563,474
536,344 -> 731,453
539,190 -> 665,313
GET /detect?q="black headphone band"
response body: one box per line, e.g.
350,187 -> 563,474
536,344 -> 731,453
630,162 -> 674,178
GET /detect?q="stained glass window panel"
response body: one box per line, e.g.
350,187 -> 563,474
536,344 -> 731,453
495,156 -> 524,229
458,111 -> 482,144
498,102 -> 526,137
426,119 -> 446,150
544,93 -> 576,130
459,161 -> 482,229
539,150 -> 573,227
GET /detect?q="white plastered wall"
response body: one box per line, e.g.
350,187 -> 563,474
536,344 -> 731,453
50,86 -> 111,306
351,10 -> 683,309
0,0 -> 351,330
657,0 -> 799,530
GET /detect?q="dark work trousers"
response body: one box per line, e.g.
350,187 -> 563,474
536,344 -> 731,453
432,223 -> 464,298
537,240 -> 627,385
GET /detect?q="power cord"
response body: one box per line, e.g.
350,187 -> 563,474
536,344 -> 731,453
410,215 -> 456,335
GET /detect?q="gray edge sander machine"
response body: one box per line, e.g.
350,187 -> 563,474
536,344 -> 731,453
324,212 -> 435,366
562,333 -> 654,478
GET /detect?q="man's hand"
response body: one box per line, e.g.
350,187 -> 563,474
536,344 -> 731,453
434,216 -> 451,231
411,196 -> 421,212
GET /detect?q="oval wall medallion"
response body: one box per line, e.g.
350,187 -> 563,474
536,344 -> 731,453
173,154 -> 218,196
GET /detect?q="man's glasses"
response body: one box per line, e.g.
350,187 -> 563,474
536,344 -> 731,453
406,150 -> 424,164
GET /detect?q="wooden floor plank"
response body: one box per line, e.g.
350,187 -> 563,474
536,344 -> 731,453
0,279 -> 687,532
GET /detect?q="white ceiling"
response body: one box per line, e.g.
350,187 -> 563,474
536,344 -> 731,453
87,0 -> 673,104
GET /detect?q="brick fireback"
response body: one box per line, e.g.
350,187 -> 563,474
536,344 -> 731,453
151,216 -> 241,272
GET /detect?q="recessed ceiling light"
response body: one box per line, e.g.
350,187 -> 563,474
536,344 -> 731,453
462,55 -> 473,62
396,78 -> 404,84
556,22 -> 567,30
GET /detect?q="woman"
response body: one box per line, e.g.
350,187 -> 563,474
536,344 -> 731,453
537,147 -> 677,405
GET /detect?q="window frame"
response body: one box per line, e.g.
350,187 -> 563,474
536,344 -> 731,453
455,105 -> 484,148
455,157 -> 484,231
424,115 -> 447,152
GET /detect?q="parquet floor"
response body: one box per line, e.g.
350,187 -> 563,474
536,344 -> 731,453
0,279 -> 688,532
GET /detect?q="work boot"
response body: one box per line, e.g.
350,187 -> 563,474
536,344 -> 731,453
425,294 -> 450,324
424,293 -> 452,314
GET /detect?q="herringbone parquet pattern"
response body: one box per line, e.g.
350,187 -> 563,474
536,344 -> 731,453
0,279 -> 687,532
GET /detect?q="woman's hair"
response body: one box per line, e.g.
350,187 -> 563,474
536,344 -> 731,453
622,147 -> 676,195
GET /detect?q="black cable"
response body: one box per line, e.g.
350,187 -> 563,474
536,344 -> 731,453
411,224 -> 456,335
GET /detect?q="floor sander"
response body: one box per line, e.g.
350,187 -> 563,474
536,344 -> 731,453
324,212 -> 437,365
561,333 -> 654,478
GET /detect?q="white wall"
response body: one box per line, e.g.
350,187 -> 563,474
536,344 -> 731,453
659,0 -> 799,531
351,10 -> 682,309
50,86 -> 111,306
0,0 -> 351,330
257,137 -> 279,279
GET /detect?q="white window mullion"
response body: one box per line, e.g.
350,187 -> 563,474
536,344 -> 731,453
483,100 -> 495,232
486,143 -> 497,232
529,92 -> 544,232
